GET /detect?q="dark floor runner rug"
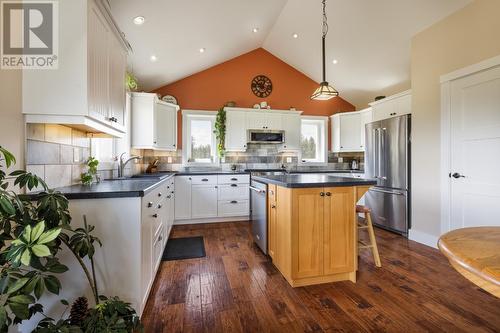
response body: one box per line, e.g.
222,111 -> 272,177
162,236 -> 206,261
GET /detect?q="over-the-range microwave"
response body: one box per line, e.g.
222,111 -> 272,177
247,129 -> 285,144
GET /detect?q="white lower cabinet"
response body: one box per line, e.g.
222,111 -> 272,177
174,174 -> 250,223
191,185 -> 218,218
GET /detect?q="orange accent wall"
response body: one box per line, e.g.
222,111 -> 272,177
151,48 -> 355,149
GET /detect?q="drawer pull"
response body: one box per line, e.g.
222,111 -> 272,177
147,202 -> 153,208
271,204 -> 276,209
230,200 -> 238,204
158,204 -> 162,209
158,192 -> 162,197
202,178 -> 209,182
230,178 -> 238,181
152,214 -> 158,218
230,184 -> 238,187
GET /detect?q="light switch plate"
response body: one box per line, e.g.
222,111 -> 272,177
286,157 -> 292,163
338,157 -> 343,163
167,156 -> 172,163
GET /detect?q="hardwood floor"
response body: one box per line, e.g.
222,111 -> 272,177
142,222 -> 500,333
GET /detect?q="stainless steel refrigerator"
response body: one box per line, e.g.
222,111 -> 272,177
365,115 -> 411,236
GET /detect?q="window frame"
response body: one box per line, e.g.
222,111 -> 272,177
299,116 -> 328,166
182,110 -> 218,166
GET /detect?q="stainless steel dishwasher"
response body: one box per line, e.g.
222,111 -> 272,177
249,179 -> 267,254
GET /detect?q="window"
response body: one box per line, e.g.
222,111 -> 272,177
300,117 -> 327,164
183,112 -> 217,164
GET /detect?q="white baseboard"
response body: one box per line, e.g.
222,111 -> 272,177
408,229 -> 439,249
174,216 -> 250,225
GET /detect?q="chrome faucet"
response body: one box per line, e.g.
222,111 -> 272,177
117,152 -> 142,178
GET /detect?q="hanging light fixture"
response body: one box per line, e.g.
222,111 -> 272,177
311,0 -> 339,100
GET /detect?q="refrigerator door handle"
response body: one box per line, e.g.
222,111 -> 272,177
376,128 -> 382,179
370,187 -> 406,196
380,128 -> 387,180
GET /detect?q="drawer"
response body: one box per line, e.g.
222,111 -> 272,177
153,225 -> 164,271
190,175 -> 218,185
218,184 -> 249,201
217,174 -> 249,184
218,200 -> 249,217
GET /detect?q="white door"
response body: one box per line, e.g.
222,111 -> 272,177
449,65 -> 500,230
87,3 -> 110,122
154,103 -> 177,150
225,111 -> 247,151
339,113 -> 362,151
174,176 -> 191,220
281,114 -> 301,151
191,185 -> 218,218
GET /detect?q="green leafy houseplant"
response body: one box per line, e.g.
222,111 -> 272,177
0,146 -> 142,332
214,106 -> 226,158
80,157 -> 99,186
125,72 -> 138,91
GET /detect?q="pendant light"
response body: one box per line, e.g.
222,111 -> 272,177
311,0 -> 339,100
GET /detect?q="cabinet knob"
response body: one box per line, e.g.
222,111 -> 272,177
320,192 -> 325,196
152,214 -> 158,218
147,202 -> 153,208
215,186 -> 218,188
158,204 -> 162,209
167,195 -> 171,199
159,236 -> 163,241
271,204 -> 276,209
325,192 -> 331,196
154,141 -> 157,144
158,192 -> 162,197
188,177 -> 192,180
173,144 -> 176,147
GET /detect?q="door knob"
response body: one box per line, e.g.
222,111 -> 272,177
451,172 -> 466,179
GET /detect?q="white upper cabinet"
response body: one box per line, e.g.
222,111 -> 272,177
370,90 -> 411,122
23,0 -> 128,137
280,113 -> 301,151
131,93 -> 178,151
332,108 -> 372,153
224,107 -> 302,152
225,111 -> 247,151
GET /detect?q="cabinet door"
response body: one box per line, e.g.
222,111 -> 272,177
323,187 -> 355,275
108,34 -> 126,128
266,113 -> 282,130
88,3 -> 110,122
267,184 -> 277,260
393,94 -> 411,117
372,102 -> 395,121
281,114 -> 301,151
246,112 -> 267,130
174,176 -> 191,220
191,185 -> 218,218
339,113 -> 362,151
360,109 -> 373,151
291,188 -> 324,279
225,111 -> 247,151
154,103 -> 177,150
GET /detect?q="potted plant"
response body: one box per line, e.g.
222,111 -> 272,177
0,146 -> 142,332
80,157 -> 99,186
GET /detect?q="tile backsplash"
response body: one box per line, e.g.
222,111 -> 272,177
25,124 -> 140,189
139,144 -> 364,172
26,124 -> 91,189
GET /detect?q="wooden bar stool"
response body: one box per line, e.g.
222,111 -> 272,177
356,205 -> 381,267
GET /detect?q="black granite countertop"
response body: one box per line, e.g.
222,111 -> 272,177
252,174 -> 376,188
27,175 -> 174,200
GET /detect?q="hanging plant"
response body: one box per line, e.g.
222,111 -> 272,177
125,72 -> 138,91
214,106 -> 226,158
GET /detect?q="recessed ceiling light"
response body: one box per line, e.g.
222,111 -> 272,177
199,48 -> 206,53
252,27 -> 259,33
332,59 -> 338,64
150,55 -> 158,62
133,16 -> 145,25
292,33 -> 299,39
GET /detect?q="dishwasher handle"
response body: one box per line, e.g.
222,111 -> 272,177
249,186 -> 266,194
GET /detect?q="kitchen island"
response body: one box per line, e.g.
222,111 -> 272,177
252,174 -> 377,287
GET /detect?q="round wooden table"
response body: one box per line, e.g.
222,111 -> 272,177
438,227 -> 500,298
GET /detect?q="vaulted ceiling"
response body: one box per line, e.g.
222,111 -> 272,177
109,0 -> 471,109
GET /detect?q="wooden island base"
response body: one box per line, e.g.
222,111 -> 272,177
267,184 -> 371,287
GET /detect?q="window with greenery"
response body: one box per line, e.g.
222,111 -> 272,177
301,118 -> 327,163
185,115 -> 216,164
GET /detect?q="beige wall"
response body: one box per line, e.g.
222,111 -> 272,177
0,68 -> 24,176
410,0 -> 500,240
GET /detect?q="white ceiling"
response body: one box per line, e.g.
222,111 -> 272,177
109,0 -> 471,109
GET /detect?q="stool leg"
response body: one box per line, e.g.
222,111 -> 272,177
366,212 -> 381,267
